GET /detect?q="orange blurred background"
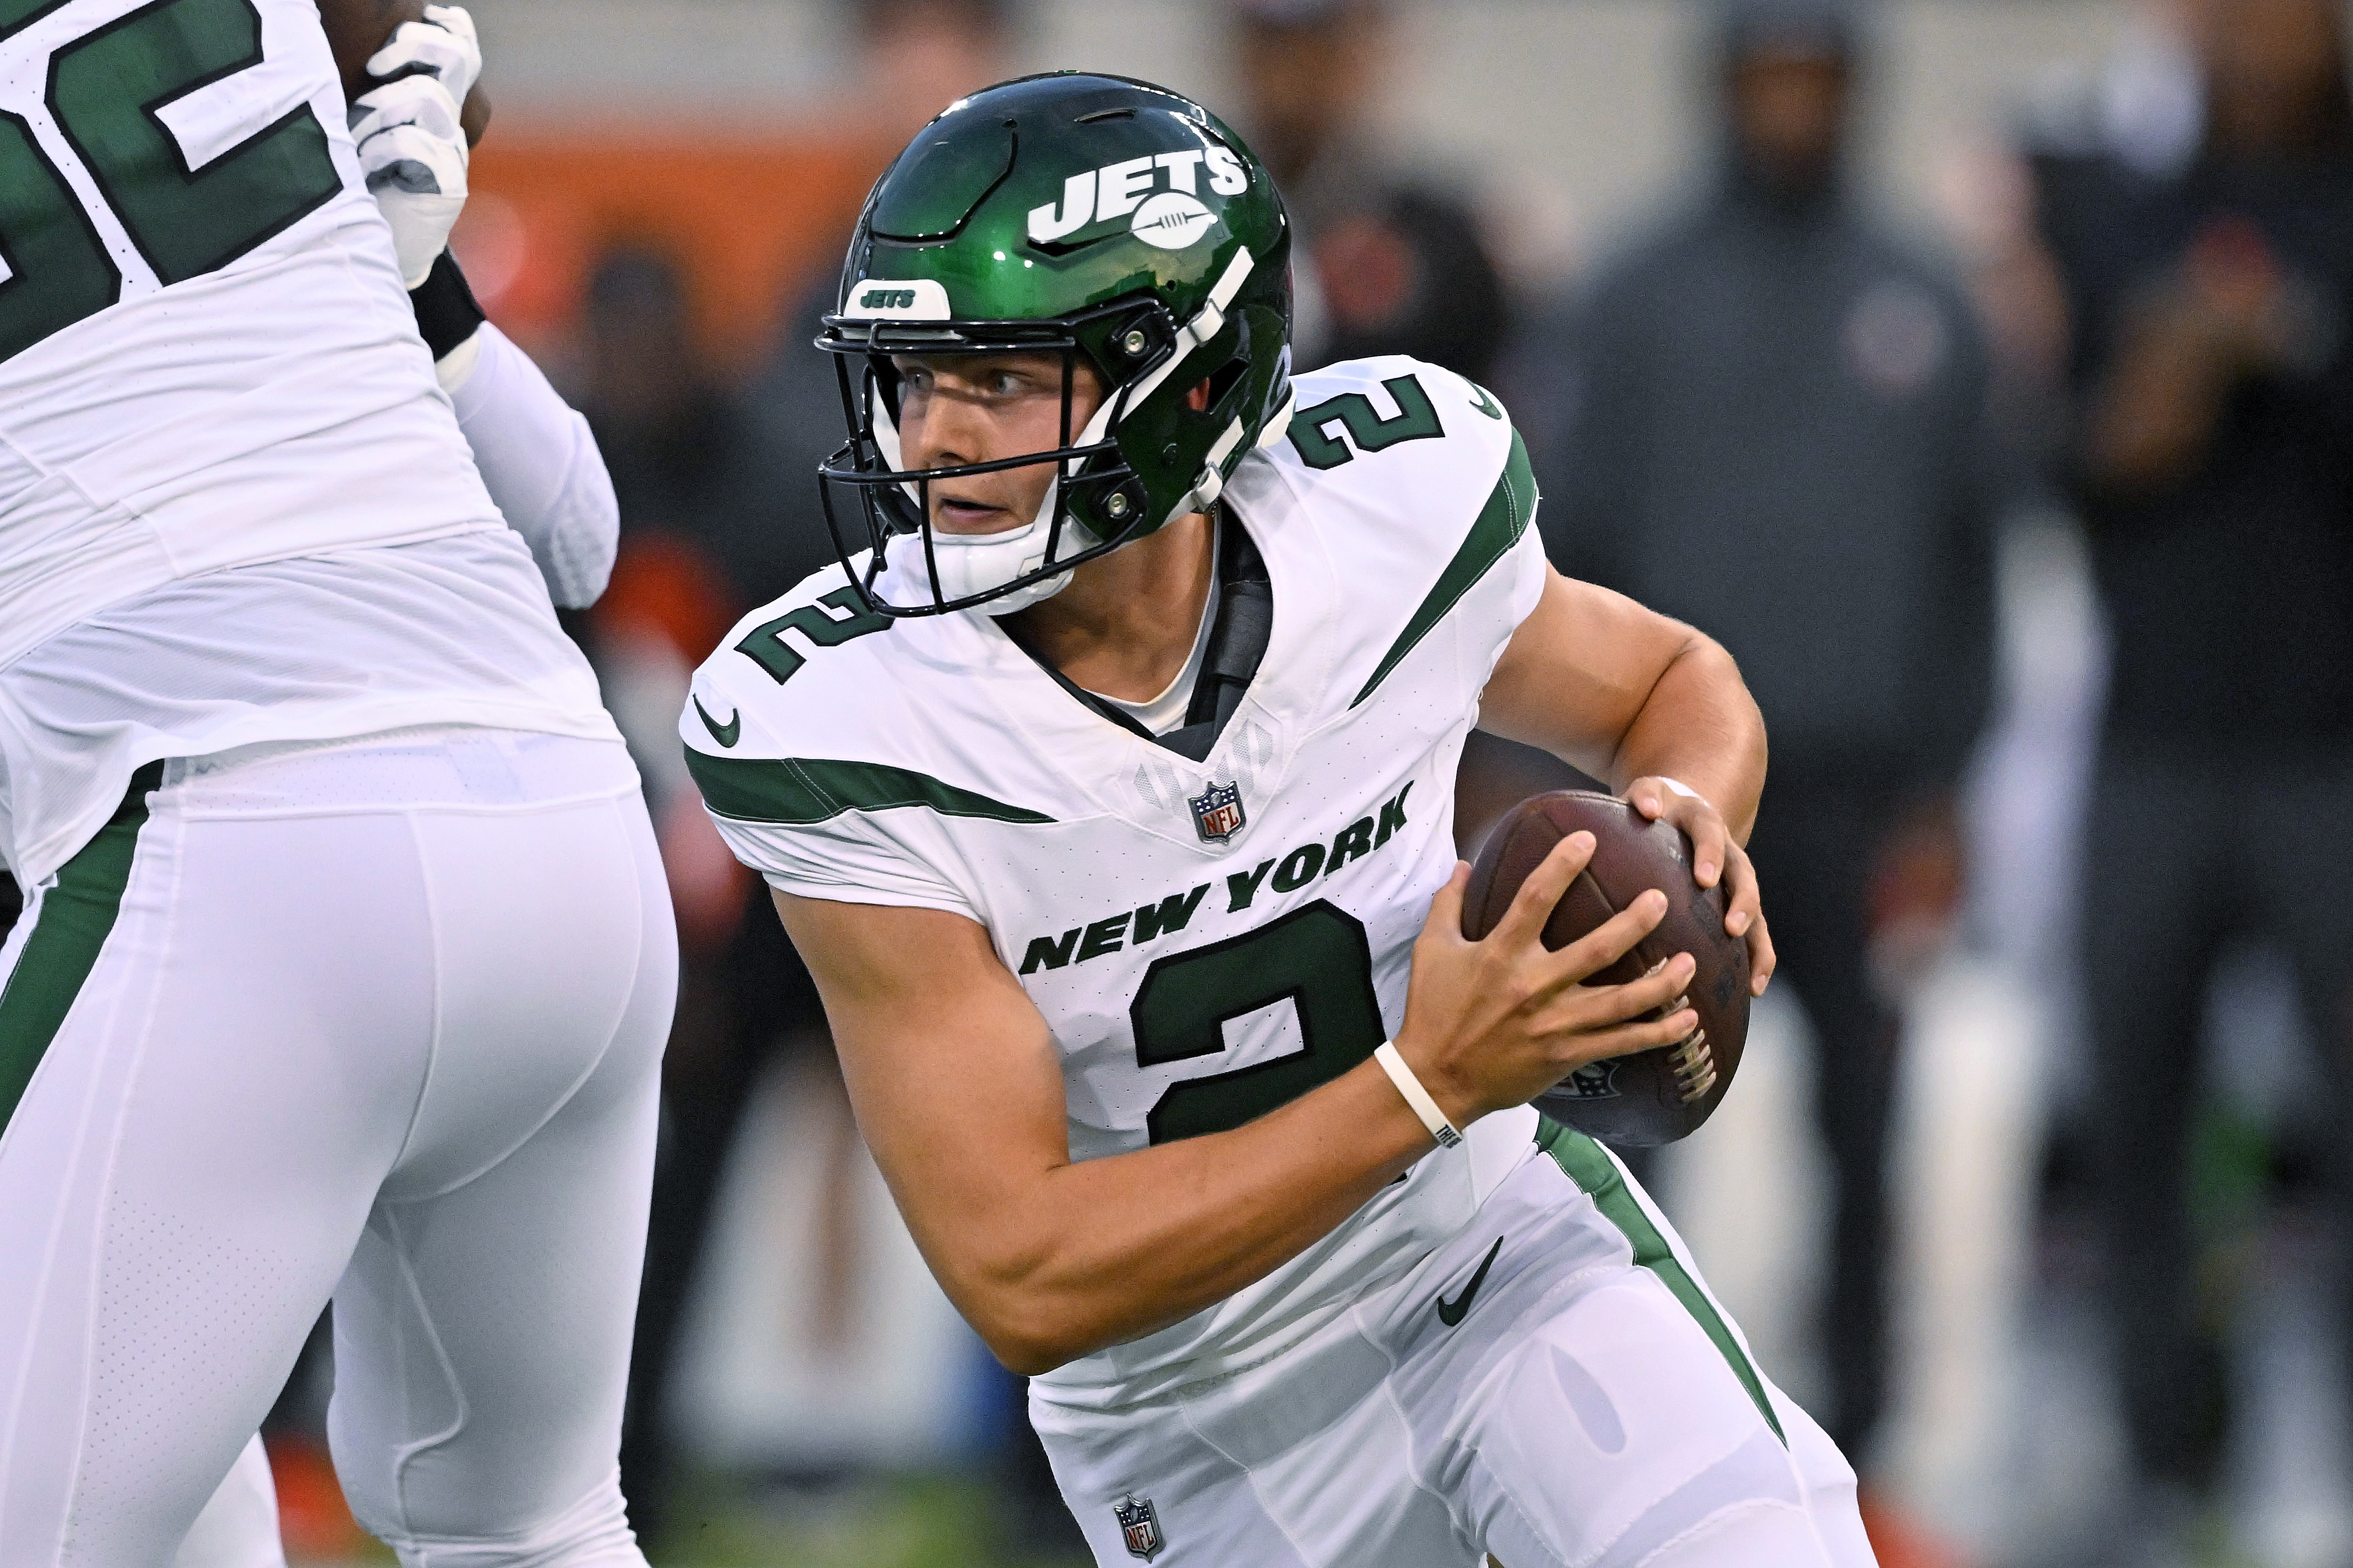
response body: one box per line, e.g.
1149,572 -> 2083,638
458,127 -> 885,377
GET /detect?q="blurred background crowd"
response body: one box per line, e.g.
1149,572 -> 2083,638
5,1 -> 2348,1564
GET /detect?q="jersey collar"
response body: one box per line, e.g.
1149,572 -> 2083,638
935,450 -> 1336,849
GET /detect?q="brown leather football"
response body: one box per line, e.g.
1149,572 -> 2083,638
1461,791 -> 1750,1146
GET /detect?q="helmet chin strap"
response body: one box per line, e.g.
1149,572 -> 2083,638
879,523 -> 1087,615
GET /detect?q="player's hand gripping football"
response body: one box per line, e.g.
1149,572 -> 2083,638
1625,774 -> 1776,995
1394,832 -> 1701,1129
349,4 -> 482,288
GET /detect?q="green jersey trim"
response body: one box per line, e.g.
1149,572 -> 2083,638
0,0 -> 74,39
0,762 -> 160,1133
1535,1115 -> 1787,1443
686,749 -> 1057,827
1351,427 -> 1538,710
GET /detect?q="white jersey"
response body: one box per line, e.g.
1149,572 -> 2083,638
0,530 -> 620,886
0,0 -> 616,885
684,356 -> 1546,1405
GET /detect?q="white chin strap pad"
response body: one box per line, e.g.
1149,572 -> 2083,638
880,513 -> 1097,613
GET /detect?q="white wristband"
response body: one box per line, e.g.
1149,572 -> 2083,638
1375,1042 -> 1463,1149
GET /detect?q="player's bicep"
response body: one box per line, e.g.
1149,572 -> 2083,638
316,0 -> 419,93
1478,566 -> 1703,776
771,893 -> 1071,1292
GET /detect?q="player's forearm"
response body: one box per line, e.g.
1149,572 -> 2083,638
923,1059 -> 1435,1375
450,323 -> 620,608
1605,634 -> 1764,844
802,896 -> 1444,1375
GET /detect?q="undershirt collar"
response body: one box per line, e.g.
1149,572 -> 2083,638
994,509 -> 1272,764
1086,521 -> 1222,736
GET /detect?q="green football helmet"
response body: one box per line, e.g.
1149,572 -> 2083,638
816,72 -> 1295,616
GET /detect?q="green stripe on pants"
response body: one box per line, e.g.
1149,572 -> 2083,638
0,762 -> 163,1133
1535,1115 -> 1786,1442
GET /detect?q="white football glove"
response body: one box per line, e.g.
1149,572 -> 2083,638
349,5 -> 483,289
370,5 -> 482,101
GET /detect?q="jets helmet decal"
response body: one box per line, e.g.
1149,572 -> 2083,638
815,72 -> 1295,617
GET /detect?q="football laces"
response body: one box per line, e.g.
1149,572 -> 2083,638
1666,1011 -> 1716,1104
1633,958 -> 1718,1105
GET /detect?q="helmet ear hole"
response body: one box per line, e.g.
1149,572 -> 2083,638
1199,352 -> 1250,419
868,359 -> 906,426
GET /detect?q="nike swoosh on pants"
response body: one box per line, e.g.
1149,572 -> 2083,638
1437,1236 -> 1504,1326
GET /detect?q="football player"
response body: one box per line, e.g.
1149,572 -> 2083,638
683,73 -> 1873,1567
0,3 -> 672,1566
169,10 -> 638,1566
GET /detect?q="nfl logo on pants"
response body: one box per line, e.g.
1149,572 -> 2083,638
1189,781 -> 1245,844
1113,1494 -> 1164,1560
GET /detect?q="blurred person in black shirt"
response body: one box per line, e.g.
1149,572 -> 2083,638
668,5 -> 1091,1554
577,251 -> 764,559
1531,0 -> 2002,1467
1220,0 -> 1554,856
737,0 -> 1023,601
570,247 -> 830,1541
2038,0 -> 2353,1546
1223,0 -> 1510,382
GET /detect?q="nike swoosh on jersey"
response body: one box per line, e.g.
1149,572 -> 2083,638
1436,1236 -> 1504,1327
695,695 -> 742,748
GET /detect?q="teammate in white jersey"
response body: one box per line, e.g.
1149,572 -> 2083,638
0,4 -> 671,1565
682,75 -> 1873,1567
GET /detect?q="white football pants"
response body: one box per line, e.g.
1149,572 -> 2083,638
1032,1120 -> 1876,1568
0,727 -> 676,1568
171,1438 -> 281,1568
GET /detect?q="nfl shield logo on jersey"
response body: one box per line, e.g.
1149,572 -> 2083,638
1113,1494 -> 1164,1560
1188,781 -> 1245,844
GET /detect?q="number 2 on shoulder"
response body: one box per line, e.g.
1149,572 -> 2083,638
1286,373 -> 1446,472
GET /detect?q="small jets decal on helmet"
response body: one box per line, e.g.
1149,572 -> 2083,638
844,278 -> 953,319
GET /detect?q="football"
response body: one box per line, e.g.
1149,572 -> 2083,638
1461,791 -> 1751,1146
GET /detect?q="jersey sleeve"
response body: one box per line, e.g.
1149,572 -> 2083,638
681,625 -> 985,924
705,808 -> 981,921
450,324 -> 618,610
1255,356 -> 1548,714
1468,462 -> 1549,682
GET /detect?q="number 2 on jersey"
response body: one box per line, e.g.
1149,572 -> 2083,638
0,0 -> 342,363
1131,901 -> 1387,1144
1286,373 -> 1446,471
